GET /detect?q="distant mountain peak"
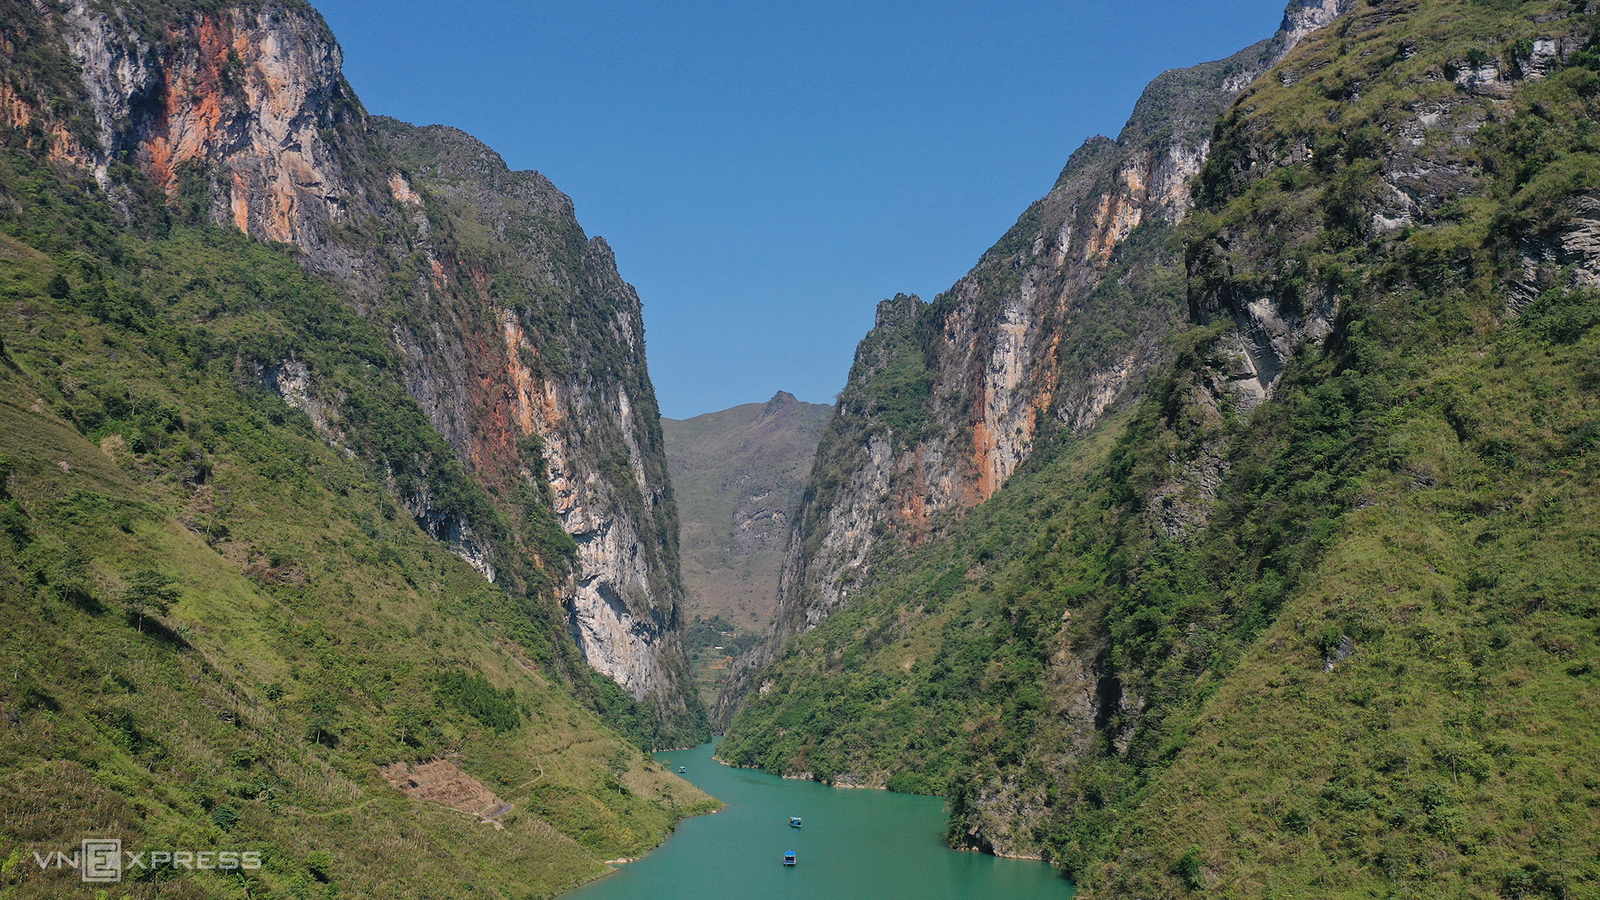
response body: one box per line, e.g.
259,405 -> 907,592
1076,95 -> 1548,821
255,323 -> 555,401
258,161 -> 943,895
662,394 -> 833,703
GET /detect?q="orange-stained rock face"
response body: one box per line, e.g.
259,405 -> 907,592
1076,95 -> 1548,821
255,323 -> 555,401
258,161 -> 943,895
389,172 -> 423,206
0,82 -> 95,168
967,415 -> 991,498
1083,172 -> 1144,266
229,169 -> 251,233
1081,146 -> 1206,267
722,1 -> 1358,730
59,1 -> 360,252
140,17 -> 230,189
499,310 -> 568,447
30,2 -> 698,726
954,143 -> 1205,501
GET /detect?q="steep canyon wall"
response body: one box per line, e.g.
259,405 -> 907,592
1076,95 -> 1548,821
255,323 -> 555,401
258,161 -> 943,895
714,0 -> 1354,727
5,0 -> 701,738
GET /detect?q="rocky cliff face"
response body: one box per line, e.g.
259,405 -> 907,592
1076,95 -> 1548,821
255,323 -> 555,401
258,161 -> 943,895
374,121 -> 694,716
714,0 -> 1353,727
1190,1 -> 1598,394
51,0 -> 381,279
10,0 -> 701,738
722,0 -> 1600,889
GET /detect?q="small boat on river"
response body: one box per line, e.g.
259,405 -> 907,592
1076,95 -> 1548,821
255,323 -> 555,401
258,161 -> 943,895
790,816 -> 802,828
784,851 -> 796,866
679,766 -> 686,773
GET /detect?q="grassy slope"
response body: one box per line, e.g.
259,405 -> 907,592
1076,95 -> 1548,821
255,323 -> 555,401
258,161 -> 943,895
1096,2 -> 1600,895
663,394 -> 831,629
0,149 -> 713,899
1106,315 -> 1600,896
663,394 -> 831,704
724,2 -> 1599,897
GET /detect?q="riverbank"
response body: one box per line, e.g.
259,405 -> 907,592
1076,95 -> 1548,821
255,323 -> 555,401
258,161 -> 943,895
564,740 -> 1073,900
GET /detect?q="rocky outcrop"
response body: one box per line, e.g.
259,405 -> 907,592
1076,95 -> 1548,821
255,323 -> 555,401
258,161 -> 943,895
54,0 -> 383,280
715,0 -> 1353,727
1189,2 -> 1592,390
19,0 -> 702,737
375,122 -> 695,718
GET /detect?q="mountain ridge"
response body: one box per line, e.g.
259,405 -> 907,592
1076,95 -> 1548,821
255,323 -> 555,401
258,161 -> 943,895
0,0 -> 707,740
663,391 -> 832,703
0,0 -> 714,894
719,1 -> 1600,896
713,0 -> 1356,729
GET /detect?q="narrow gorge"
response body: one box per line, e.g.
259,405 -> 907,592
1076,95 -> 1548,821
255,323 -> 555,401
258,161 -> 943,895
713,0 -> 1355,728
3,0 -> 1598,897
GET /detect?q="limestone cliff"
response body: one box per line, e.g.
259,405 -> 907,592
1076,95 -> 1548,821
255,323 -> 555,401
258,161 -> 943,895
8,0 -> 702,740
375,121 -> 696,722
714,0 -> 1352,727
48,0 -> 381,279
721,0 -> 1600,887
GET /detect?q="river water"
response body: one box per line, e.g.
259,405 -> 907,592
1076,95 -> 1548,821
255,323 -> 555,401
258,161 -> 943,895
565,740 -> 1074,900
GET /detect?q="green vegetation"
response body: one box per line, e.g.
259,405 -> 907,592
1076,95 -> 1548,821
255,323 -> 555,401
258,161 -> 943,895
0,0 -> 99,152
834,294 -> 936,450
681,616 -> 760,707
720,418 -> 1117,789
0,118 -> 714,898
684,616 -> 760,658
725,2 -> 1600,897
431,671 -> 523,733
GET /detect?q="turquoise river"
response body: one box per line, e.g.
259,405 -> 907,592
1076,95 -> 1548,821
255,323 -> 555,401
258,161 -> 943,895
565,740 -> 1075,900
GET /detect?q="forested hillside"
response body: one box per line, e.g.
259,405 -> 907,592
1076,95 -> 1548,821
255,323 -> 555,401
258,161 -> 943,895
0,0 -> 712,895
721,1 -> 1600,897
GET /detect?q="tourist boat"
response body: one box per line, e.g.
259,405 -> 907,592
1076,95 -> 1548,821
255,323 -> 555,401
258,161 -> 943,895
784,851 -> 797,866
790,816 -> 802,828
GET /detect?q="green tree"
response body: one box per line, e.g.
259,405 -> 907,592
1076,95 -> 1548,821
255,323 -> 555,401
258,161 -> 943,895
124,568 -> 179,632
1174,845 -> 1204,890
307,696 -> 339,746
306,850 -> 332,881
391,700 -> 427,746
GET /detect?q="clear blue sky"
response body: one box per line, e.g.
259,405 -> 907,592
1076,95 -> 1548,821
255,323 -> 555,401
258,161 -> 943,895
313,0 -> 1292,418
